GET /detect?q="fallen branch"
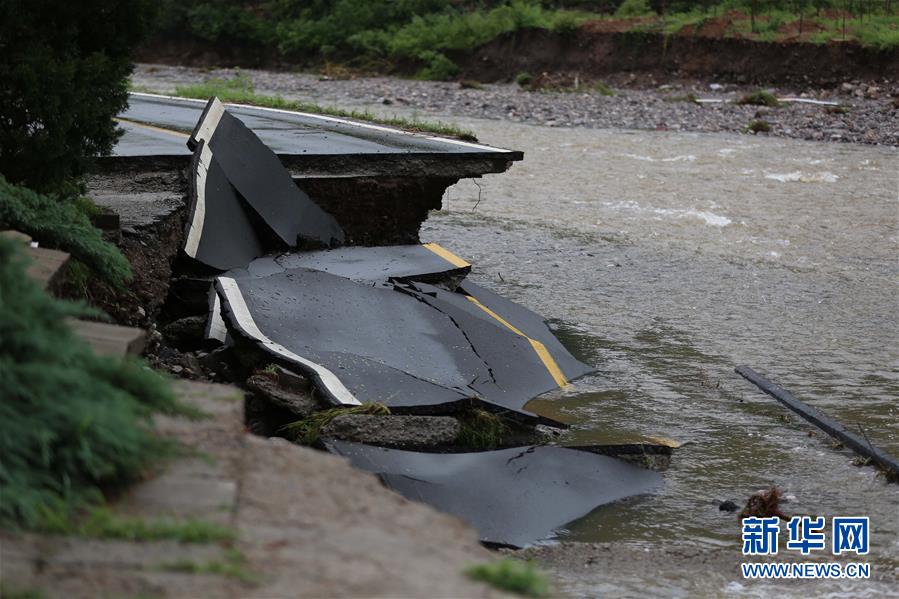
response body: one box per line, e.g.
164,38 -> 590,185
735,366 -> 899,480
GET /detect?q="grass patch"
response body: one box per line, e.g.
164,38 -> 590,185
515,72 -> 533,87
455,409 -> 507,449
0,176 -> 132,288
0,236 -> 184,529
171,74 -> 478,142
281,402 -> 390,445
745,119 -> 771,133
824,104 -> 850,115
615,0 -> 653,18
160,548 -> 257,583
38,507 -> 235,543
593,81 -> 616,96
737,90 -> 780,107
466,558 -> 551,597
0,586 -> 45,599
663,93 -> 699,103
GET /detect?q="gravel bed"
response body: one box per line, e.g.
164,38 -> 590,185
134,64 -> 899,146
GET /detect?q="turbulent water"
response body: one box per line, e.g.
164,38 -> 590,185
413,119 -> 898,594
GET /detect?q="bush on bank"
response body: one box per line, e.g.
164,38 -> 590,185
0,238 -> 179,529
0,177 -> 132,288
0,0 -> 158,195
151,0 -> 899,79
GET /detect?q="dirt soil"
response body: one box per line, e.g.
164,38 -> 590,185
456,27 -> 898,87
139,13 -> 899,87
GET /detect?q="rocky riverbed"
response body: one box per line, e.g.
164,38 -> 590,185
133,64 -> 899,146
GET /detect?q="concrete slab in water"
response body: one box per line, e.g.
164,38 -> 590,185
323,440 -> 663,547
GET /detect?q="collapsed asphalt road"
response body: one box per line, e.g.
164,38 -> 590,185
157,96 -> 668,547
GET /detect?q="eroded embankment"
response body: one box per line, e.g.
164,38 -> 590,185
139,27 -> 899,87
454,28 -> 899,85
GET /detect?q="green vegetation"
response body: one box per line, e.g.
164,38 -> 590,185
664,93 -> 699,103
824,104 -> 851,114
0,238 -> 181,529
38,507 -> 235,543
171,74 -> 478,141
745,119 -> 772,133
456,409 -> 507,449
466,558 -> 551,597
738,89 -> 781,106
0,176 -> 132,288
153,0 -> 899,78
156,0 -> 600,79
615,0 -> 653,18
0,0 -> 157,195
160,548 -> 257,583
593,81 -> 616,96
0,586 -> 45,599
515,72 -> 534,87
281,402 -> 391,445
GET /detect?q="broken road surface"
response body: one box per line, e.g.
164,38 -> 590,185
172,96 -> 663,546
325,440 -> 663,547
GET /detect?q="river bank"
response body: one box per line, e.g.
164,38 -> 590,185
132,64 -> 898,146
117,67 -> 898,596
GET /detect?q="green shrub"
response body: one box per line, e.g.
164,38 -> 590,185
414,51 -> 460,80
0,177 -> 132,288
466,559 -> 551,597
593,81 -> 616,96
664,93 -> 699,103
0,0 -> 158,194
615,0 -> 654,18
737,90 -> 780,107
515,72 -> 533,87
745,119 -> 771,133
0,238 -> 179,528
456,409 -> 507,449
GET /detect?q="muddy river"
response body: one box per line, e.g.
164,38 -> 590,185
409,119 -> 898,596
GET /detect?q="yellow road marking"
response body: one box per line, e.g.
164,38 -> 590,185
464,295 -> 569,388
645,436 -> 683,448
422,243 -> 470,268
114,117 -> 190,139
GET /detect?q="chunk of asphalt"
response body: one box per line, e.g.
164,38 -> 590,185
395,281 -> 561,406
213,268 -> 582,416
323,440 -> 663,548
320,414 -> 461,449
458,281 -> 595,382
225,243 -> 471,287
189,97 -> 344,249
184,139 -> 266,271
212,269 -> 485,409
396,280 -> 594,392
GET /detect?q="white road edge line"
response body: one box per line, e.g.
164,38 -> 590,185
129,91 -> 509,153
183,142 -> 211,258
217,277 -> 361,406
207,292 -> 228,343
193,97 -> 225,144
